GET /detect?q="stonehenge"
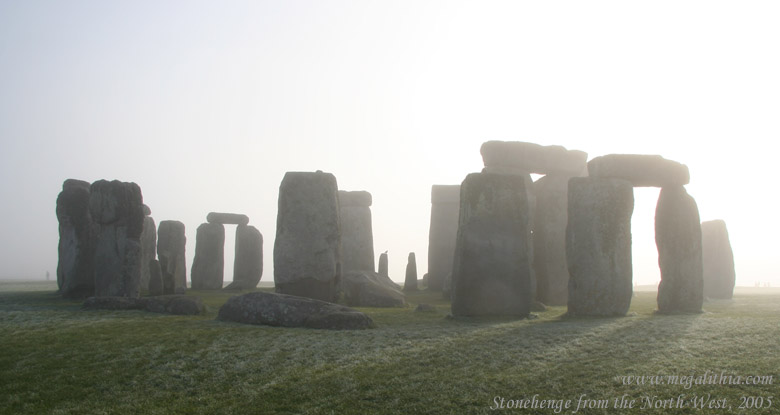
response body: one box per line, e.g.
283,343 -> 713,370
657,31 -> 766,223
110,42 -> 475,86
56,179 -> 96,298
338,191 -> 375,273
274,171 -> 341,302
701,220 -> 736,299
192,212 -> 262,291
157,220 -> 187,294
427,185 -> 460,292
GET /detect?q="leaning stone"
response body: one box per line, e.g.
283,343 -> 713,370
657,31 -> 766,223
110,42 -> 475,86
378,251 -> 389,278
273,171 -> 341,302
217,291 -> 374,330
206,212 -> 249,226
140,214 -> 157,291
148,259 -> 163,296
339,190 -> 375,273
90,180 -> 145,298
656,186 -> 703,313
480,141 -> 588,176
56,179 -> 96,298
427,185 -> 460,291
566,177 -> 634,316
533,174 -> 571,306
451,172 -> 534,317
701,220 -> 736,299
404,252 -> 418,292
225,225 -> 263,290
157,220 -> 187,294
588,154 -> 690,187
342,271 -> 406,307
191,222 -> 225,290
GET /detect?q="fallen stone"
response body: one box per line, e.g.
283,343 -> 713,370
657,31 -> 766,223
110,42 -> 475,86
587,154 -> 690,187
226,225 -> 263,290
206,212 -> 249,226
701,220 -> 736,299
82,295 -> 204,315
480,140 -> 588,176
148,259 -> 163,296
339,190 -> 375,273
157,220 -> 187,294
274,171 -> 342,302
427,185 -> 460,291
342,271 -> 406,307
566,177 -> 634,316
217,291 -> 374,330
404,252 -> 418,292
56,179 -> 96,298
191,222 -> 225,290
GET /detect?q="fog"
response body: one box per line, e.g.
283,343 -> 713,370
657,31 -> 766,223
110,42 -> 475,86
1,1 -> 778,286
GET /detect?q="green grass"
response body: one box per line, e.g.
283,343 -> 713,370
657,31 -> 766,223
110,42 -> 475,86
1,281 -> 778,414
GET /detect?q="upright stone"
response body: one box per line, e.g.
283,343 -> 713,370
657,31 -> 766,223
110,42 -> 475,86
427,185 -> 460,292
191,222 -> 225,290
451,172 -> 533,317
274,171 -> 341,302
148,259 -> 163,296
226,225 -> 264,290
404,252 -> 418,292
701,220 -> 736,299
378,252 -> 389,278
140,205 -> 156,292
90,180 -> 145,298
339,191 -> 375,273
56,179 -> 96,298
655,186 -> 703,313
566,177 -> 634,316
534,175 -> 571,306
157,220 -> 187,294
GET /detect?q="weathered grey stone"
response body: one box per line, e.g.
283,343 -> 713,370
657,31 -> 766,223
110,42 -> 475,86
480,141 -> 588,176
206,212 -> 249,226
56,179 -> 96,298
191,222 -> 225,290
83,295 -> 204,315
217,291 -> 374,330
339,190 -> 375,273
274,171 -> 341,302
148,259 -> 163,296
533,174 -> 571,306
225,225 -> 264,290
157,220 -> 187,294
342,271 -> 406,307
404,252 -> 418,292
588,154 -> 690,187
142,204 -> 151,216
701,220 -> 736,299
378,251 -> 389,278
427,185 -> 460,291
90,180 -> 145,298
140,215 -> 157,291
566,177 -> 634,316
451,172 -> 534,317
656,186 -> 703,313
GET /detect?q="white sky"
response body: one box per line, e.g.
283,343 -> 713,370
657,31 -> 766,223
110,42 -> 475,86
1,1 -> 778,286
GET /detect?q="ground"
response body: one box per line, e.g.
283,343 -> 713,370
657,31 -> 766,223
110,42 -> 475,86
1,280 -> 777,414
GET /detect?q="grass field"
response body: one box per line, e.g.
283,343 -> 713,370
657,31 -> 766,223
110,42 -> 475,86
1,281 -> 777,414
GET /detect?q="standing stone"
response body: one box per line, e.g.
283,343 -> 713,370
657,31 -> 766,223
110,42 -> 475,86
404,252 -> 418,292
148,259 -> 163,296
139,205 -> 156,292
226,225 -> 264,290
56,179 -> 96,298
378,251 -> 389,278
191,222 -> 225,290
339,191 -> 375,273
701,220 -> 736,299
566,177 -> 634,316
274,171 -> 341,302
90,180 -> 145,298
427,185 -> 460,292
157,220 -> 187,294
451,172 -> 534,317
533,175 -> 571,306
656,186 -> 703,313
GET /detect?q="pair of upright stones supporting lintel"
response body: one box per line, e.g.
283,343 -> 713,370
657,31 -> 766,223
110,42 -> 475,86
568,154 -> 702,315
191,212 -> 263,290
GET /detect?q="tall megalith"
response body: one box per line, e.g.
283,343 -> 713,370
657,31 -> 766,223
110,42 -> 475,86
378,251 -> 389,278
404,252 -> 418,292
140,205 -> 157,291
56,179 -> 96,298
427,185 -> 460,292
157,220 -> 187,294
451,172 -> 534,317
226,225 -> 264,290
701,220 -> 736,299
338,191 -> 375,273
566,177 -> 634,316
90,180 -> 145,298
274,171 -> 341,302
191,222 -> 225,290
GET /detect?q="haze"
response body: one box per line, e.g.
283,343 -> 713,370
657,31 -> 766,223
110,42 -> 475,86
1,1 -> 778,286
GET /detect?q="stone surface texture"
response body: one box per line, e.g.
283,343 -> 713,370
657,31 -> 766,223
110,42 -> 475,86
157,220 -> 187,294
226,225 -> 264,290
56,179 -> 96,298
191,222 -> 225,290
338,190 -> 375,273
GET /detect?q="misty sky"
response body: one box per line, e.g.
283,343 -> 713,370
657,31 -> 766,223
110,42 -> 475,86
1,1 -> 778,286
